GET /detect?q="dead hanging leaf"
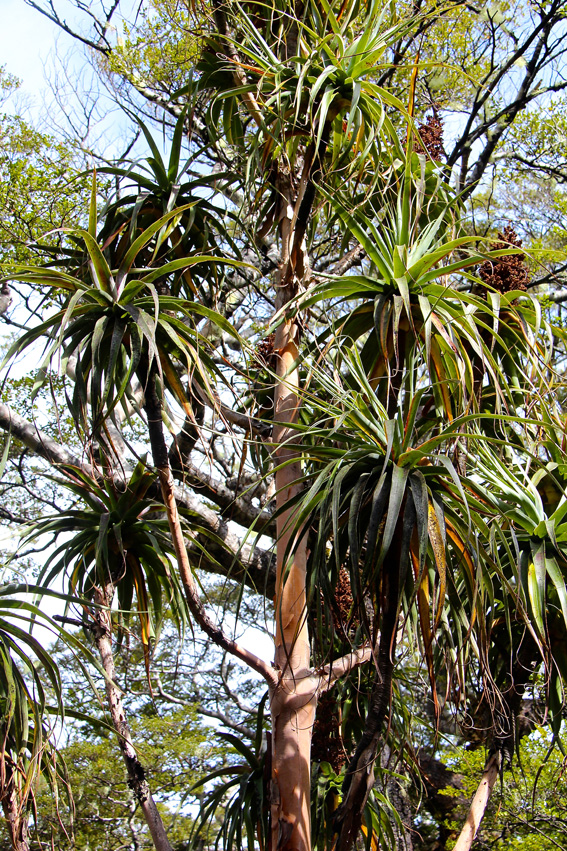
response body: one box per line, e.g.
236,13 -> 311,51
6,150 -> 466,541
410,541 -> 440,719
445,522 -> 477,630
428,501 -> 446,632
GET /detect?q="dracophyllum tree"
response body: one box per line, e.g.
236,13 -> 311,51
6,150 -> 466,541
2,3 -> 567,851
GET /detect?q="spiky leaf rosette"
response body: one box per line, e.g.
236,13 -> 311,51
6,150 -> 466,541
2,173 -> 249,442
26,461 -> 190,676
189,0 -> 423,214
266,137 -> 559,750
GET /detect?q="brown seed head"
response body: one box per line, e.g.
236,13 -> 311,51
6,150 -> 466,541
311,691 -> 346,772
250,333 -> 276,371
334,568 -> 354,627
414,114 -> 445,161
478,225 -> 530,295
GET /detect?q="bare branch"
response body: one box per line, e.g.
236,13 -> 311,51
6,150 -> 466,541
219,404 -> 272,437
24,0 -> 114,53
452,751 -> 502,851
155,677 -> 256,740
317,646 -> 373,693
174,459 -> 274,534
0,403 -> 84,468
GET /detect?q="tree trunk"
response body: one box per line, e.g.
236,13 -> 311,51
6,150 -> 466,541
269,672 -> 318,851
452,752 -> 501,851
270,327 -> 315,851
382,745 -> 413,851
92,584 -> 174,851
266,116 -> 334,850
140,355 -> 322,851
267,147 -> 316,851
1,768 -> 29,851
333,540 -> 404,851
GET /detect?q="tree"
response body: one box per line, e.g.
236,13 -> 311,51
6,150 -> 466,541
0,68 -> 88,266
435,728 -> 567,850
8,624 -> 224,851
2,2 -> 567,851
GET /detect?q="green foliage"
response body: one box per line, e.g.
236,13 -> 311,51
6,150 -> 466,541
0,585 -> 101,839
1,168 -> 244,439
190,692 -> 269,851
21,630 -> 219,851
442,731 -> 567,849
0,70 -> 88,268
105,0 -> 201,96
4,0 -> 567,849
27,461 -> 189,667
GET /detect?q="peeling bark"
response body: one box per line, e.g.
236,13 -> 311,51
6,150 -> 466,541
265,107 -> 335,850
269,672 -> 318,851
267,153 -> 315,850
269,434 -> 313,850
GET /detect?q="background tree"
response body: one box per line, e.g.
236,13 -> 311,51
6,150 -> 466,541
4,626 -> 226,851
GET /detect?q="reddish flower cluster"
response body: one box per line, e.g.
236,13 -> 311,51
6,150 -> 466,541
478,225 -> 530,295
414,113 -> 445,160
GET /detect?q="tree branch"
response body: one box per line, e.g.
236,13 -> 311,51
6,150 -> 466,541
318,646 -> 373,693
24,0 -> 113,53
0,403 -> 276,595
173,459 -> 274,534
211,0 -> 264,128
143,362 -> 278,687
155,677 -> 256,740
452,751 -> 501,851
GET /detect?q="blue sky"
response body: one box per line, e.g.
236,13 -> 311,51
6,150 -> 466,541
0,0 -> 154,161
1,0 -> 62,105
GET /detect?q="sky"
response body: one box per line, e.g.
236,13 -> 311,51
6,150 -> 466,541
0,0 -> 128,147
1,0 -> 63,104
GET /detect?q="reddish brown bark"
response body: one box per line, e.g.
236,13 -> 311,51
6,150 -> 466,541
270,326 -> 314,851
266,109 -> 341,850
